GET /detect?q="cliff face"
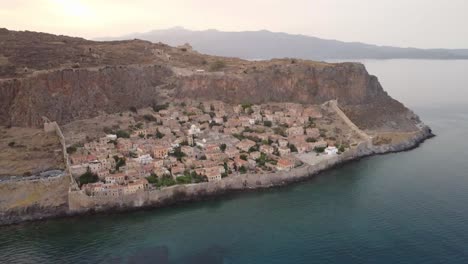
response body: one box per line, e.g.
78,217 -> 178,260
0,65 -> 173,127
174,63 -> 376,104
0,61 -> 419,131
172,62 -> 417,131
0,28 -> 421,132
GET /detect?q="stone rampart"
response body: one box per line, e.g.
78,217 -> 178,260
44,121 -> 79,190
67,141 -> 372,214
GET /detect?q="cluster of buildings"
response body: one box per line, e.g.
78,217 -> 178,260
69,101 -> 342,197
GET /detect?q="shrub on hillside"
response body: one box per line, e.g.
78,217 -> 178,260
209,60 -> 226,71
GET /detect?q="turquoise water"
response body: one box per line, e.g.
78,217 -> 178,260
1,60 -> 468,263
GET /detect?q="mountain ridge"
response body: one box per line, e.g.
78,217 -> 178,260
97,27 -> 468,60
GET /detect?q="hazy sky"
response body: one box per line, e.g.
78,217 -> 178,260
1,0 -> 467,49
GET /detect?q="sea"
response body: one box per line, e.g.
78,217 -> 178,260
1,60 -> 468,264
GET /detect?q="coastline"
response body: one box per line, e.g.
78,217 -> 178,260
0,126 -> 434,226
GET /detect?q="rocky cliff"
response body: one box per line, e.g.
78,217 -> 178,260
172,62 -> 419,131
0,28 -> 421,132
0,65 -> 173,127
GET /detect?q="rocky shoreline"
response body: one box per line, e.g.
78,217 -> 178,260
0,126 -> 433,226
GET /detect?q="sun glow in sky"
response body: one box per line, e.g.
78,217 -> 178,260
53,0 -> 93,18
1,0 -> 467,49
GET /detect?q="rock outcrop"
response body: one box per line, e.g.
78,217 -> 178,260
0,28 -> 421,132
0,65 -> 173,126
0,29 -> 434,226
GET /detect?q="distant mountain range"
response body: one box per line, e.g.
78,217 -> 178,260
97,27 -> 468,60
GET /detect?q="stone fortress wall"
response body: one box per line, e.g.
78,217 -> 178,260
68,147 -> 359,214
67,137 -> 406,215
0,119 -> 74,225
44,120 -> 79,190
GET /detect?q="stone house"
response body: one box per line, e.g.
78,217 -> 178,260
278,147 -> 291,157
105,173 -> 126,185
234,157 -> 249,169
88,161 -> 104,174
125,179 -> 148,194
206,150 -> 227,162
97,170 -> 110,179
260,145 -> 274,155
153,146 -> 169,159
276,158 -> 294,171
310,141 -> 328,150
250,151 -> 261,160
204,166 -> 222,182
181,146 -> 195,157
171,163 -> 186,177
236,139 -> 256,152
225,147 -> 240,159
278,138 -> 289,148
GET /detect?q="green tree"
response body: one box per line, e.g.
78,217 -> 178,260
289,144 -> 298,153
66,145 -> 77,154
78,169 -> 99,187
143,114 -> 157,122
239,166 -> 247,174
113,156 -> 126,171
129,106 -> 138,113
103,126 -> 114,134
339,145 -> 346,153
135,122 -> 143,129
170,146 -> 186,161
241,103 -> 253,109
146,174 -> 159,185
209,60 -> 226,71
116,130 -> 130,138
220,143 -> 227,152
248,145 -> 259,153
314,146 -> 326,153
157,174 -> 176,187
155,129 -> 165,139
256,153 -> 267,166
273,127 -> 287,137
152,103 -> 168,112
176,175 -> 192,184
263,120 -> 272,127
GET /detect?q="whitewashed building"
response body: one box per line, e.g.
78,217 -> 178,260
325,146 -> 339,155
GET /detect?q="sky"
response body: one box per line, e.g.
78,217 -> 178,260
1,0 -> 467,49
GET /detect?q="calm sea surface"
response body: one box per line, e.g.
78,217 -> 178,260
1,60 -> 468,264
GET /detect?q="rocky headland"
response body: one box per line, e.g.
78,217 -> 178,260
0,28 -> 433,225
